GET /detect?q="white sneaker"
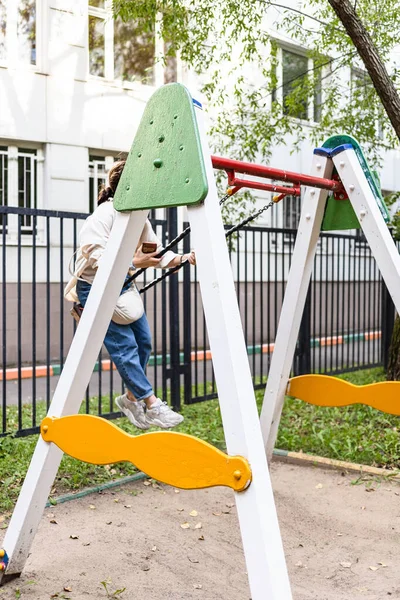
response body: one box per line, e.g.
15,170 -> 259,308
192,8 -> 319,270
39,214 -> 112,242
115,394 -> 149,430
145,399 -> 184,429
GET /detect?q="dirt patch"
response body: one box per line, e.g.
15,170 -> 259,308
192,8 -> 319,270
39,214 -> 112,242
1,461 -> 399,599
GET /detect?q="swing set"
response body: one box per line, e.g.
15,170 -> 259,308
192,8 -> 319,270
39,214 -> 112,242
1,83 -> 400,600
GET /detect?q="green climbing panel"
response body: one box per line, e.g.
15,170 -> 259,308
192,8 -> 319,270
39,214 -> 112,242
322,191 -> 360,232
321,134 -> 389,231
114,83 -> 208,212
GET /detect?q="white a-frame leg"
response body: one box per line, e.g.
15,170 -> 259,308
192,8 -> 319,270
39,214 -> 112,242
260,152 -> 334,458
190,102 -> 292,600
1,208 -> 150,580
261,145 -> 400,460
2,87 -> 292,600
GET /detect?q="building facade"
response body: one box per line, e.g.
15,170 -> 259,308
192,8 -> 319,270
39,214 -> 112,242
1,1 -> 400,245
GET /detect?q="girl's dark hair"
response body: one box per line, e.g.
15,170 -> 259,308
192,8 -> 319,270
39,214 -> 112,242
98,159 -> 126,206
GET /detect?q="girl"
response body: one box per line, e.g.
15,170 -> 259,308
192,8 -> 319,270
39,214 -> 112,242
65,160 -> 195,430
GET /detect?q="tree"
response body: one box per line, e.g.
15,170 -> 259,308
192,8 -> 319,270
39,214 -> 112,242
114,0 -> 400,376
326,0 -> 400,139
113,0 -> 399,214
325,0 -> 400,381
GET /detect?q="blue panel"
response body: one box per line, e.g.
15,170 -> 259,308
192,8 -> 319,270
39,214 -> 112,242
314,147 -> 332,157
330,143 -> 354,157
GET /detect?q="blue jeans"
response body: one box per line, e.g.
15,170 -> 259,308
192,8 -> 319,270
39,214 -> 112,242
76,279 -> 154,401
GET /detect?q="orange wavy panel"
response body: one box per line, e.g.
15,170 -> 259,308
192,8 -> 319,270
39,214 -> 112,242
41,415 -> 252,492
287,375 -> 400,415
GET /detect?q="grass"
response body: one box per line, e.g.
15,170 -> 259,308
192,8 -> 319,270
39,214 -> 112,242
0,367 -> 399,517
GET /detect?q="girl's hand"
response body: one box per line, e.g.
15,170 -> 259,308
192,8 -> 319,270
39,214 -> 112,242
133,246 -> 161,269
166,251 -> 196,268
183,251 -> 196,265
182,251 -> 196,266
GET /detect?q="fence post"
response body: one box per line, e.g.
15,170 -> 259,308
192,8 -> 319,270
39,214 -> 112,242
295,281 -> 312,375
167,207 -> 181,411
182,223 -> 192,404
381,279 -> 396,371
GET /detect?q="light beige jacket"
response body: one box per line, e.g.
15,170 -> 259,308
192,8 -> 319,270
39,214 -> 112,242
64,200 -> 177,324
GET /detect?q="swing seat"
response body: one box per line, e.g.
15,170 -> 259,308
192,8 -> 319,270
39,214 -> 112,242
287,374 -> 400,416
40,415 -> 252,492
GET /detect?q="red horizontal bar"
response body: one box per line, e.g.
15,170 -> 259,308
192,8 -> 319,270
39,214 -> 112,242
211,155 -> 342,192
231,177 -> 301,196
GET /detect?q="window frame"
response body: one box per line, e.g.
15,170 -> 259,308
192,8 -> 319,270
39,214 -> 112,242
87,1 -> 177,88
87,0 -> 162,87
351,67 -> 385,142
273,41 -> 324,125
88,153 -> 114,213
0,142 -> 44,244
0,0 -> 42,72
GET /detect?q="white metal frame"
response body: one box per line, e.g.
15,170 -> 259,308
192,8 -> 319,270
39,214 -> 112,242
2,91 -> 293,600
261,147 -> 400,459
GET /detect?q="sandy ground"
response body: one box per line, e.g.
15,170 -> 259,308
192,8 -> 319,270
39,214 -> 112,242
1,460 -> 399,600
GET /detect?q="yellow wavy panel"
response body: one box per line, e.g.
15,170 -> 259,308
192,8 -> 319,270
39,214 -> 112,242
287,375 -> 400,415
41,415 -> 252,492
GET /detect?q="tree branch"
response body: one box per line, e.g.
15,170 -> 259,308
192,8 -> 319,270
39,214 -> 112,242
259,1 -> 344,33
327,0 -> 400,141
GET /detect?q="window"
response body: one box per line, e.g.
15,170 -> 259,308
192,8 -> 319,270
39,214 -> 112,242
0,0 -> 36,65
283,193 -> 302,230
270,188 -> 302,235
17,0 -> 36,64
113,18 -> 155,83
0,145 -> 42,233
313,68 -> 322,123
18,148 -> 37,230
0,2 -> 6,61
282,50 -> 308,120
88,0 -> 155,84
351,68 -> 384,140
273,45 -> 323,123
0,147 -> 8,229
351,68 -> 369,92
163,40 -> 177,84
88,14 -> 105,77
89,154 -> 129,213
89,155 -> 109,213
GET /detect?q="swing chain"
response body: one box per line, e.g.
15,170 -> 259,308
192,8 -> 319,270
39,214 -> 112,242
140,199 -> 275,294
224,200 -> 274,238
219,191 -> 231,205
125,190 -> 232,290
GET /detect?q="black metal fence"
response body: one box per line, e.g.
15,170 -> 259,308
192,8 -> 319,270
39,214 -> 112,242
0,206 -> 396,437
